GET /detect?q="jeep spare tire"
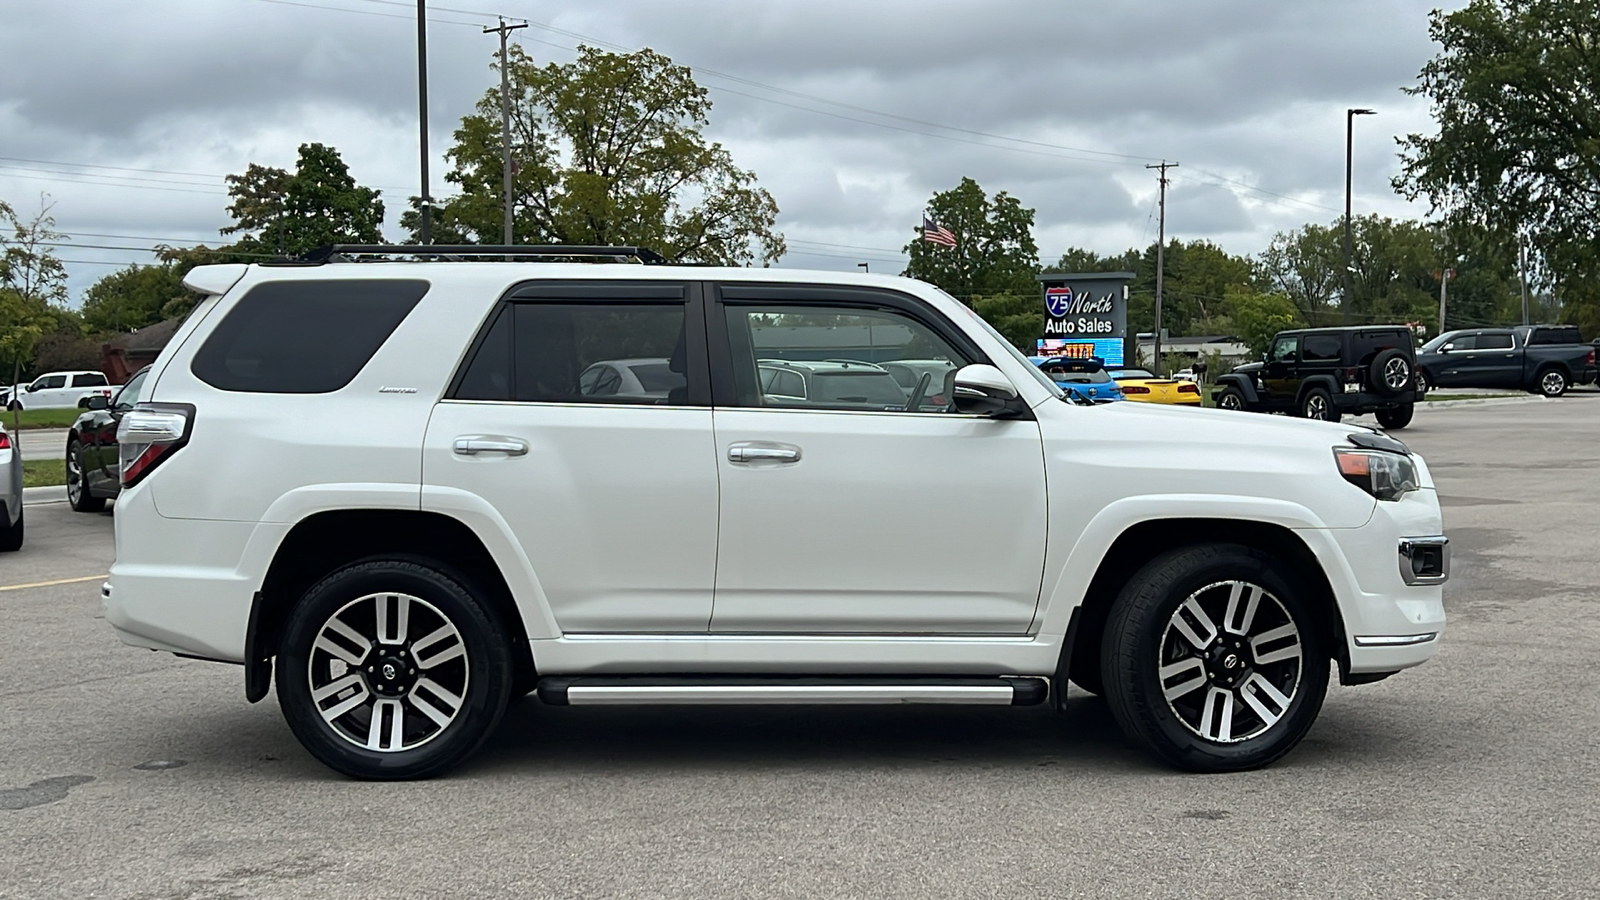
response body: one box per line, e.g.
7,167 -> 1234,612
1370,349 -> 1412,396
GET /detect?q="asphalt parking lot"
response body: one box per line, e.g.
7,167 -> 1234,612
3,396 -> 1598,899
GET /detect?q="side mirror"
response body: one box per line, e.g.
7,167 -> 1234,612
85,395 -> 109,411
25,384 -> 39,393
1439,343 -> 1455,353
951,364 -> 1020,416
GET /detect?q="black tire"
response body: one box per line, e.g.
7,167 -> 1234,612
1101,544 -> 1328,772
1369,348 -> 1412,396
1535,367 -> 1568,398
6,400 -> 19,412
0,509 -> 21,552
276,558 -> 514,780
1375,403 -> 1414,429
66,441 -> 106,513
1414,368 -> 1431,396
1214,387 -> 1248,411
1300,387 -> 1340,422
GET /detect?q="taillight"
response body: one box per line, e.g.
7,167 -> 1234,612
0,431 -> 10,450
1123,385 -> 1151,394
117,403 -> 195,488
1178,383 -> 1199,394
1587,349 -> 1595,366
1341,366 -> 1362,384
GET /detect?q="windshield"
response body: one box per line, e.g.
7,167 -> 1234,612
938,289 -> 1064,399
1046,367 -> 1112,384
1419,332 -> 1459,352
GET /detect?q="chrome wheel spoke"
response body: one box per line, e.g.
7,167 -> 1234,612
1240,672 -> 1292,727
1222,582 -> 1262,636
375,593 -> 410,645
1251,623 -> 1301,666
1197,687 -> 1236,742
1172,597 -> 1219,650
315,675 -> 371,723
412,625 -> 465,670
1160,657 -> 1208,701
366,698 -> 407,751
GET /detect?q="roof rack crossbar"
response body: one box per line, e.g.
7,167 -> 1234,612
297,244 -> 669,265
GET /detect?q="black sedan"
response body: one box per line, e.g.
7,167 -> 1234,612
66,366 -> 149,512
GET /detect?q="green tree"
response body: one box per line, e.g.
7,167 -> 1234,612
416,45 -> 783,265
81,264 -> 191,333
904,177 -> 1039,302
1228,288 -> 1304,356
222,143 -> 385,257
1395,0 -> 1600,336
1,196 -> 71,383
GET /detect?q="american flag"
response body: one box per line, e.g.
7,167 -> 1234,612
920,213 -> 957,248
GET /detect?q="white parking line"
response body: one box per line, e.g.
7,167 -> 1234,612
0,574 -> 107,593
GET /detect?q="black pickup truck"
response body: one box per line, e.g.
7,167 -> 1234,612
1415,325 -> 1596,397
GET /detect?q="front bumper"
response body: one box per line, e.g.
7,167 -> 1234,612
1295,487 -> 1447,676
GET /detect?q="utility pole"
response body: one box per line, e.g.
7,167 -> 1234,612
417,0 -> 432,244
1519,236 -> 1530,325
1437,267 -> 1453,337
484,17 -> 527,245
1146,160 -> 1177,376
857,262 -> 869,273
1343,108 -> 1376,325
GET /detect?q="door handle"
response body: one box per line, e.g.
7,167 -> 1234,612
454,436 -> 528,456
728,442 -> 801,464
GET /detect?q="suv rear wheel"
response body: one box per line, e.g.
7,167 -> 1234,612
1300,388 -> 1339,422
1375,404 -> 1414,429
1101,544 -> 1328,772
276,559 -> 514,780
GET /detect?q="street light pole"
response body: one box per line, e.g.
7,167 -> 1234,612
1343,108 -> 1376,325
417,0 -> 432,245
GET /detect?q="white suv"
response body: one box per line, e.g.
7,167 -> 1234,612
104,246 -> 1448,780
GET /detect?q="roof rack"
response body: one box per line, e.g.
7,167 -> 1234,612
290,244 -> 670,265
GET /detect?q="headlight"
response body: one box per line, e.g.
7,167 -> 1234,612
1333,448 -> 1419,501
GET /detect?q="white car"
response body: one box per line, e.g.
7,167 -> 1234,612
4,370 -> 113,410
0,426 -> 21,551
103,248 -> 1448,780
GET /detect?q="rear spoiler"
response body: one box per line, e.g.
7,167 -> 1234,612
181,264 -> 248,297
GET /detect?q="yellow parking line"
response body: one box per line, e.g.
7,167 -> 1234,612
0,574 -> 108,593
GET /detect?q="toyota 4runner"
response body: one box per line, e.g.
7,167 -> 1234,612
104,246 -> 1448,779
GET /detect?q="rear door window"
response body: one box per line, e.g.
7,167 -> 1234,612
71,373 -> 108,387
1477,333 -> 1514,350
191,279 -> 429,393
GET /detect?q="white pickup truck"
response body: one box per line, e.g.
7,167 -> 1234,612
2,370 -> 114,411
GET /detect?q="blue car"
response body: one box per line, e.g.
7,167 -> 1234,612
1030,356 -> 1125,403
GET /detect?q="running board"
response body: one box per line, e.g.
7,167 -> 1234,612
536,675 -> 1049,707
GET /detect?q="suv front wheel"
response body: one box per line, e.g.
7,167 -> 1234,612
276,559 -> 514,780
1101,544 -> 1328,772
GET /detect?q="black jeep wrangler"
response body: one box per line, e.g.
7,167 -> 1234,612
1212,326 -> 1418,429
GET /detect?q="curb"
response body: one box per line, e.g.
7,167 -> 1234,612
1419,394 -> 1545,409
23,485 -> 67,505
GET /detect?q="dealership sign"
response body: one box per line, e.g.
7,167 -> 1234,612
1036,272 -> 1135,366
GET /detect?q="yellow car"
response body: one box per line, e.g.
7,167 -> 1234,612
1108,367 -> 1203,406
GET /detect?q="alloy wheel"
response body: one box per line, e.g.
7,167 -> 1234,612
1218,392 -> 1243,410
308,592 -> 471,752
1157,580 -> 1303,743
1304,394 -> 1329,420
1383,357 -> 1411,391
66,451 -> 83,505
1541,370 -> 1566,397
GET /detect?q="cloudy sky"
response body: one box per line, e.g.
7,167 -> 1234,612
2,0 -> 1458,301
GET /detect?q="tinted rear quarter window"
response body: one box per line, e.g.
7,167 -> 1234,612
1302,334 -> 1342,362
191,280 -> 428,393
1352,330 -> 1411,363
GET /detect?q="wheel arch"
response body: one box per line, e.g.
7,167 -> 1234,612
1294,375 -> 1341,406
1212,373 -> 1259,404
1059,517 -> 1349,693
252,509 -> 537,690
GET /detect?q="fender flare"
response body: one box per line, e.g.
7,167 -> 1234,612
1032,494 -> 1338,639
1295,374 -> 1342,406
1211,372 -> 1260,404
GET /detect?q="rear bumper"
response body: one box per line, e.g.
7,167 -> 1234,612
103,485 -> 280,662
1580,366 -> 1597,386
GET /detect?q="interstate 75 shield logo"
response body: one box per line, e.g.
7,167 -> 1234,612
1045,287 -> 1073,317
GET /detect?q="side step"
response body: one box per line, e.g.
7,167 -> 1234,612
536,675 -> 1049,707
